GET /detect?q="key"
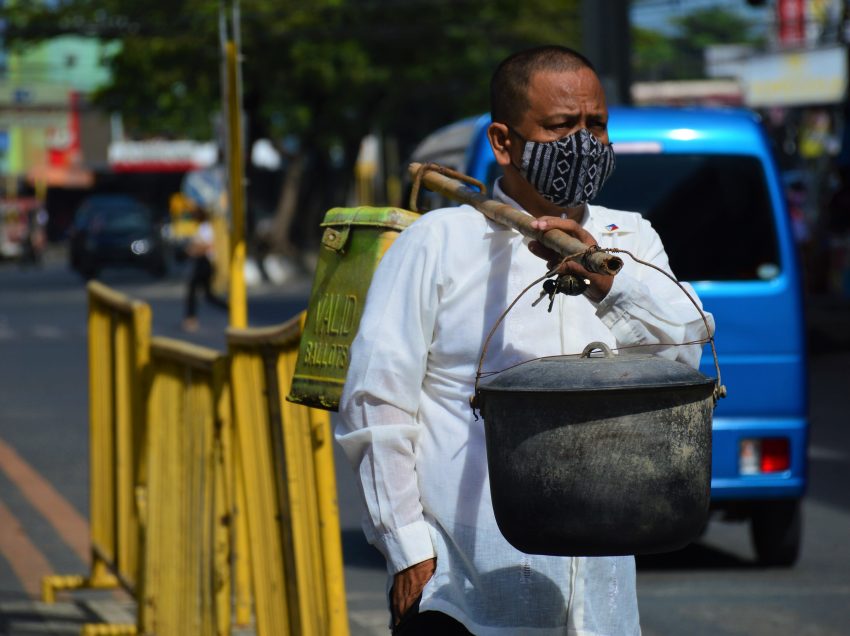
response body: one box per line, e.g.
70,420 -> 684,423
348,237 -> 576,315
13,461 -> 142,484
545,279 -> 559,312
532,289 -> 549,308
532,279 -> 559,308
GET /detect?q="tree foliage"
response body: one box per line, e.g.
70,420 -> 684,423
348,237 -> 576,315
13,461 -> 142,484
7,0 -> 586,250
631,26 -> 678,82
632,6 -> 762,81
6,0 -> 582,155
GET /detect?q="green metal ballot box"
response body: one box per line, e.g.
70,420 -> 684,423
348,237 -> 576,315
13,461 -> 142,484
287,206 -> 421,411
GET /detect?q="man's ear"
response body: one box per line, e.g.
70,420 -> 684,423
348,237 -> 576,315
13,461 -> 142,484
487,122 -> 514,167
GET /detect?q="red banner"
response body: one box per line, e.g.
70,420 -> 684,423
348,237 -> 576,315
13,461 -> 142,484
47,91 -> 80,169
776,0 -> 806,46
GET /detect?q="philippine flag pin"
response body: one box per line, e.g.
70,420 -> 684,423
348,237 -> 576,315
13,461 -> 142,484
604,223 -> 619,232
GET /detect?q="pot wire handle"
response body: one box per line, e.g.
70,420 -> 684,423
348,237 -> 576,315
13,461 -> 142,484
605,248 -> 726,404
470,266 -> 564,417
470,247 -> 727,417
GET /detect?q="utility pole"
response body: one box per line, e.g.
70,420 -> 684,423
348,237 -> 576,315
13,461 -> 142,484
220,0 -> 248,329
581,0 -> 633,105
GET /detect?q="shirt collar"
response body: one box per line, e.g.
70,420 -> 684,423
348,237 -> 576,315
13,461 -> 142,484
492,177 -> 590,227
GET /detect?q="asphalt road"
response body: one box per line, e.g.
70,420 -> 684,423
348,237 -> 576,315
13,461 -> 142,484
0,250 -> 848,635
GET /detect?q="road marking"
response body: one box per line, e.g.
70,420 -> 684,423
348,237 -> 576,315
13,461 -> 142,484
0,323 -> 74,341
0,437 -> 90,562
30,325 -> 64,339
809,445 -> 850,462
0,322 -> 15,340
349,609 -> 391,634
0,498 -> 55,597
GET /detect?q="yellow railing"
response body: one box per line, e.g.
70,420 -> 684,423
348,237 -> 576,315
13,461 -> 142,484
43,283 -> 351,635
43,282 -> 151,604
138,337 -> 232,636
228,314 -> 349,636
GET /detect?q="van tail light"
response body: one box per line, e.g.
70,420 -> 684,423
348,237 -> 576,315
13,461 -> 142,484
739,438 -> 791,474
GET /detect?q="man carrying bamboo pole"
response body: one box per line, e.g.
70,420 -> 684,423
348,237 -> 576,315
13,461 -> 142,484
337,46 -> 713,635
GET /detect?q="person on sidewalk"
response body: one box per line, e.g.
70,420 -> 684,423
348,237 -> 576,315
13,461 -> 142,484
182,207 -> 227,332
337,45 -> 713,635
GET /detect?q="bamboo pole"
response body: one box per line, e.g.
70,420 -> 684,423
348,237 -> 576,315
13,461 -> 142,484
408,162 -> 622,276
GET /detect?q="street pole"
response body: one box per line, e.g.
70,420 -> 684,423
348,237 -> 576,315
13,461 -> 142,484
581,0 -> 633,105
219,7 -> 253,627
221,0 -> 247,329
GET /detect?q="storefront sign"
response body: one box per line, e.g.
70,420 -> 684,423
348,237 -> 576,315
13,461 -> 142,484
108,140 -> 217,172
741,46 -> 847,107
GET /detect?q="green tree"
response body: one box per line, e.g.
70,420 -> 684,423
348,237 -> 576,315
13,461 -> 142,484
631,26 -> 677,82
670,6 -> 760,79
6,0 -> 583,254
632,6 -> 762,81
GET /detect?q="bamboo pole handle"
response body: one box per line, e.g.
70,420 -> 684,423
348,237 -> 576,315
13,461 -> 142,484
408,162 -> 622,276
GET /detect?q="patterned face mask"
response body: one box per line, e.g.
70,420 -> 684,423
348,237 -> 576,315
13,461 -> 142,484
513,127 -> 616,207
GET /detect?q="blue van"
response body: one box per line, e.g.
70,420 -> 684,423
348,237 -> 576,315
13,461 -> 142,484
409,107 -> 808,566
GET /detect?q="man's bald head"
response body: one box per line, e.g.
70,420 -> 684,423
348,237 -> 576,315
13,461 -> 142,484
490,45 -> 596,127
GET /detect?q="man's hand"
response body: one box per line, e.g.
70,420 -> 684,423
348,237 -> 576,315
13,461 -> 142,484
392,558 -> 437,625
529,216 -> 613,303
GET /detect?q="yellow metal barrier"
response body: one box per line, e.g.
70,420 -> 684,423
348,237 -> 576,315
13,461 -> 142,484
228,314 -> 349,636
138,336 -> 232,636
49,282 -> 348,635
80,625 -> 137,636
43,281 -> 151,604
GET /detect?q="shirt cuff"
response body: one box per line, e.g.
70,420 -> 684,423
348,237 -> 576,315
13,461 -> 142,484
595,269 -> 631,317
593,272 -> 642,341
377,520 -> 436,574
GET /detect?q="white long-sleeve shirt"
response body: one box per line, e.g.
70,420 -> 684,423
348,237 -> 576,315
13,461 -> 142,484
336,180 -> 713,635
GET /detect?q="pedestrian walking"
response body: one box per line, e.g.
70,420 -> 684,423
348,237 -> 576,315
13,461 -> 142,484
336,45 -> 713,635
182,207 -> 227,332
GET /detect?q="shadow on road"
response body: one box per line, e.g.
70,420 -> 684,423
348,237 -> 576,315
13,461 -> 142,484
636,541 -> 757,571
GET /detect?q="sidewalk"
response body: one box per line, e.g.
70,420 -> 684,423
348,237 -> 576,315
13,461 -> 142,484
0,594 -> 383,636
0,595 -> 266,636
0,597 -> 135,636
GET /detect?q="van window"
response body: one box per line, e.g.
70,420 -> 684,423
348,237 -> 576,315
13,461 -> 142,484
594,154 -> 781,282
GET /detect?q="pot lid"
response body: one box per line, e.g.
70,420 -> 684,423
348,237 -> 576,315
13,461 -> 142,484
478,342 -> 716,394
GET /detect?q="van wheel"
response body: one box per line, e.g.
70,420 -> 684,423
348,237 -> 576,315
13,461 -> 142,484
750,499 -> 802,567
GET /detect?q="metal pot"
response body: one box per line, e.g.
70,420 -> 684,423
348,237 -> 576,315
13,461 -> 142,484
476,342 -> 716,557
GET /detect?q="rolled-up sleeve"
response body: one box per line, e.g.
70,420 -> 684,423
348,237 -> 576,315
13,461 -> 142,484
335,221 -> 441,574
594,218 -> 715,370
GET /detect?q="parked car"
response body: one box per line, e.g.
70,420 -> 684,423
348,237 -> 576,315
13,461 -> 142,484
69,194 -> 167,280
409,107 -> 808,566
0,197 -> 47,264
